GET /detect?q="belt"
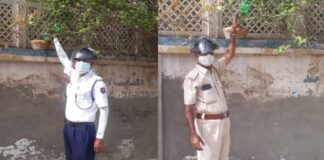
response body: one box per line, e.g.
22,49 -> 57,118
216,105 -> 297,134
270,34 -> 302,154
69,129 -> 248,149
196,111 -> 229,120
64,119 -> 94,126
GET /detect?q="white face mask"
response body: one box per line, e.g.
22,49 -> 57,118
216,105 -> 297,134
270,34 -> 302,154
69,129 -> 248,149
198,54 -> 214,66
75,61 -> 91,75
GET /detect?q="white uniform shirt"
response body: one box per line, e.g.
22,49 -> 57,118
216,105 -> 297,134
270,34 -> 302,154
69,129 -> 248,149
54,38 -> 109,123
184,57 -> 228,114
65,70 -> 108,122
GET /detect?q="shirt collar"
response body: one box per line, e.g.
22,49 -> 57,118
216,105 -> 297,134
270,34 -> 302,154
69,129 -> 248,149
195,63 -> 209,75
78,69 -> 93,80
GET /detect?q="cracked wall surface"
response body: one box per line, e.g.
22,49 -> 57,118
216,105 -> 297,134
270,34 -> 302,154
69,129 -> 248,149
0,61 -> 157,99
161,54 -> 324,100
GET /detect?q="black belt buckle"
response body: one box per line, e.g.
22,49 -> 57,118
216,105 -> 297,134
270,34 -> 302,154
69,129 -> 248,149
65,119 -> 93,127
65,119 -> 80,127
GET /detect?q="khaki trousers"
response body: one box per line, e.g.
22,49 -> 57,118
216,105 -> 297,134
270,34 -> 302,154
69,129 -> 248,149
195,118 -> 230,160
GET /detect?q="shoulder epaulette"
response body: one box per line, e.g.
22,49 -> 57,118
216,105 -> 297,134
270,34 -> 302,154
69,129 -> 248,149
186,68 -> 199,80
94,75 -> 103,81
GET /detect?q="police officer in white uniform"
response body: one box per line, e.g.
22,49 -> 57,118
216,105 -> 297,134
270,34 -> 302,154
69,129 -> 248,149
184,17 -> 238,160
54,37 -> 109,160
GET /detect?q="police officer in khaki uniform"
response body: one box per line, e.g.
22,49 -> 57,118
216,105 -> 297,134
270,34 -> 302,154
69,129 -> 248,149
184,16 -> 238,160
54,37 -> 109,160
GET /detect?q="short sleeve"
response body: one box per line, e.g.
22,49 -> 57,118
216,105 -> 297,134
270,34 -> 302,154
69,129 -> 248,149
183,77 -> 197,105
93,80 -> 109,108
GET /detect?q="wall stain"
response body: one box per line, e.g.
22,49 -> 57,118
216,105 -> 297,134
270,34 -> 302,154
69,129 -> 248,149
243,67 -> 274,98
247,67 -> 274,85
0,138 -> 64,160
4,74 -> 64,99
244,88 -> 257,97
306,88 -> 314,96
292,91 -> 300,97
303,74 -> 320,83
113,139 -> 135,160
307,58 -> 320,77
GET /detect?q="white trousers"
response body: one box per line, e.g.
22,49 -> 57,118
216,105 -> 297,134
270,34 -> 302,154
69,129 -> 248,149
195,118 -> 230,160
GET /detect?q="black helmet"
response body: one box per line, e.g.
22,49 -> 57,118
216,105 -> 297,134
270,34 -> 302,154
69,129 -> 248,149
191,37 -> 219,55
71,48 -> 96,62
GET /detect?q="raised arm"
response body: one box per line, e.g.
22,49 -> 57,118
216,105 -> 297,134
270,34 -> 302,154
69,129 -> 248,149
224,16 -> 238,65
53,37 -> 72,74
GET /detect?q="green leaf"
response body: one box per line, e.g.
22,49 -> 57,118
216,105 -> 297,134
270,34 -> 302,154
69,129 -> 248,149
275,45 -> 291,55
40,33 -> 50,41
293,36 -> 307,46
53,23 -> 62,33
239,1 -> 250,15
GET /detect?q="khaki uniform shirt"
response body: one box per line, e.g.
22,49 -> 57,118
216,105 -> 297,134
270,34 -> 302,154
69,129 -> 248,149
184,57 -> 230,160
184,57 -> 227,114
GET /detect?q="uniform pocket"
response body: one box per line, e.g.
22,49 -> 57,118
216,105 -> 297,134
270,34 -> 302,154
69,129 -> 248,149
202,84 -> 212,90
198,83 -> 218,104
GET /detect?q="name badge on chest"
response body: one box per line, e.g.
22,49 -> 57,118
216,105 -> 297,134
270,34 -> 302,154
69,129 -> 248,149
201,84 -> 212,90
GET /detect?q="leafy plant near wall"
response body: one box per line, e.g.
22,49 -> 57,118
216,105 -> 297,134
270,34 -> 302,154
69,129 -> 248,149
163,0 -> 316,55
217,0 -> 315,55
27,0 -> 157,48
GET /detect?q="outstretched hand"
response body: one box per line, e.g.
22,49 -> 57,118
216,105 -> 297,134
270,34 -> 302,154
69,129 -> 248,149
52,34 -> 58,40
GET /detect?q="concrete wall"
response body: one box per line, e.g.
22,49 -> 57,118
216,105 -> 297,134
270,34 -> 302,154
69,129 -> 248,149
159,44 -> 324,160
0,52 -> 157,160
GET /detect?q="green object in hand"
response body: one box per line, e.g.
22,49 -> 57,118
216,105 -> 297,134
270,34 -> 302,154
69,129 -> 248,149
53,23 -> 62,33
41,33 -> 50,41
239,1 -> 250,16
